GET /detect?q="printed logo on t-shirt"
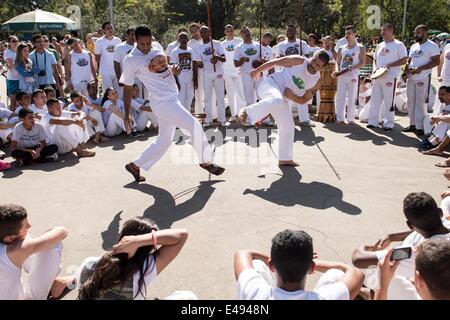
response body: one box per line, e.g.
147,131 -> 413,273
410,49 -> 423,58
285,46 -> 300,56
76,58 -> 89,67
225,45 -> 234,51
178,52 -> 192,70
244,48 -> 257,56
203,47 -> 213,56
292,75 -> 305,90
386,82 -> 393,87
106,45 -> 116,53
379,48 -> 391,56
342,54 -> 354,69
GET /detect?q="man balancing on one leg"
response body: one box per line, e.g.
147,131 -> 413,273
238,50 -> 330,166
120,25 -> 225,182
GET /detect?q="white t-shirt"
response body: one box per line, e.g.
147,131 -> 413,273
70,49 -> 94,84
0,107 -> 13,119
40,110 -> 74,138
4,48 -> 19,80
113,42 -> 136,72
165,40 -> 179,58
305,46 -> 321,58
237,268 -> 349,300
95,36 -> 122,76
374,40 -> 408,78
276,39 -> 309,57
120,48 -> 179,105
152,41 -> 164,51
233,41 -> 261,73
170,46 -> 197,83
408,40 -> 441,80
272,58 -> 321,97
261,45 -> 273,77
221,38 -> 243,76
0,244 -> 24,300
102,99 -> 125,124
12,122 -> 48,148
339,44 -> 363,79
442,43 -> 450,82
76,255 -> 157,300
30,103 -> 48,115
68,102 -> 91,115
195,40 -> 225,75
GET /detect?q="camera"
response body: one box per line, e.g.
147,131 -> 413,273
390,246 -> 412,261
38,70 -> 46,77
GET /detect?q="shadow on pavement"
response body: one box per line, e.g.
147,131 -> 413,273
101,211 -> 123,250
243,166 -> 361,215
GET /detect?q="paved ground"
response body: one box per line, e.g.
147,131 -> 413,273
1,74 -> 447,300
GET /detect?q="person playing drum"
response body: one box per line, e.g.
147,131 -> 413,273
367,23 -> 408,131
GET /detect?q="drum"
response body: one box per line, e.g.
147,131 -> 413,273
318,62 -> 337,123
370,67 -> 389,80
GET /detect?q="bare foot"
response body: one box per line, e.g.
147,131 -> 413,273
279,160 -> 299,167
49,276 -> 76,299
422,148 -> 445,156
76,148 -> 96,158
435,159 -> 450,168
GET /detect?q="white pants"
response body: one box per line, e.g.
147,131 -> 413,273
133,97 -> 213,171
135,110 -> 158,131
0,128 -> 13,143
241,72 -> 258,106
430,121 -> 450,143
22,243 -> 62,300
52,122 -> 90,154
336,77 -> 358,122
178,80 -> 194,112
245,77 -> 294,161
105,113 -> 127,137
101,74 -> 119,94
434,80 -> 450,115
73,81 -> 90,97
85,109 -> 106,137
203,73 -> 226,123
441,196 -> 450,218
224,73 -> 245,116
194,70 -> 204,114
407,78 -> 430,129
369,77 -> 397,128
296,102 -> 310,123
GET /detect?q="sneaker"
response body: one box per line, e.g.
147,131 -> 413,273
402,125 -> 416,132
203,121 -> 213,128
229,116 -> 237,123
130,131 -> 145,138
219,121 -> 228,127
300,121 -> 316,127
238,109 -> 248,124
383,127 -> 393,131
15,159 -> 24,167
366,124 -> 377,129
419,139 -> 433,150
0,160 -> 11,171
0,150 -> 5,160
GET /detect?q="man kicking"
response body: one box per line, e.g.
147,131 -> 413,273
120,25 -> 225,182
239,50 -> 330,166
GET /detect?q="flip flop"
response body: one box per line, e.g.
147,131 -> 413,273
199,163 -> 225,176
125,163 -> 146,182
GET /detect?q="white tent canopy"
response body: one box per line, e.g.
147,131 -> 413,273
1,9 -> 78,32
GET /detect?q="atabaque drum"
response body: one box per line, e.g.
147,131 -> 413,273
318,62 -> 337,123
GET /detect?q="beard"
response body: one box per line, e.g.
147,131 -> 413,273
415,36 -> 423,42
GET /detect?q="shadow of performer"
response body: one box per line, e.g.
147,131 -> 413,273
243,166 -> 361,215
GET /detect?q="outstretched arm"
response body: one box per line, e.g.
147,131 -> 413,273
250,55 -> 305,80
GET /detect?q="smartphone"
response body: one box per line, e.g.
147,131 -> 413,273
390,246 -> 413,261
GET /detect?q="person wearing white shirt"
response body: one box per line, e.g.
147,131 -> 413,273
305,33 -> 322,109
234,229 -> 364,300
195,26 -> 227,126
234,27 -> 262,110
41,98 -> 95,157
276,25 -> 313,126
403,25 -> 441,134
323,36 -> 337,61
335,36 -> 348,52
368,24 -> 408,130
131,83 -> 159,131
221,24 -> 245,122
334,25 -> 366,124
113,27 -> 136,99
67,91 -> 109,144
29,89 -> 48,121
433,43 -> 450,114
0,106 -> 15,144
120,25 -> 225,183
4,35 -> 20,109
189,23 -> 206,115
170,32 -> 198,112
65,38 -> 96,97
352,192 -> 450,300
166,28 -> 188,63
95,22 -> 122,94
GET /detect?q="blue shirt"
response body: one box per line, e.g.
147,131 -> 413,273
29,49 -> 57,86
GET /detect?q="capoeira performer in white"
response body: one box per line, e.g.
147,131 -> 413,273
367,23 -> 407,131
121,25 -> 225,182
238,50 -> 330,166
